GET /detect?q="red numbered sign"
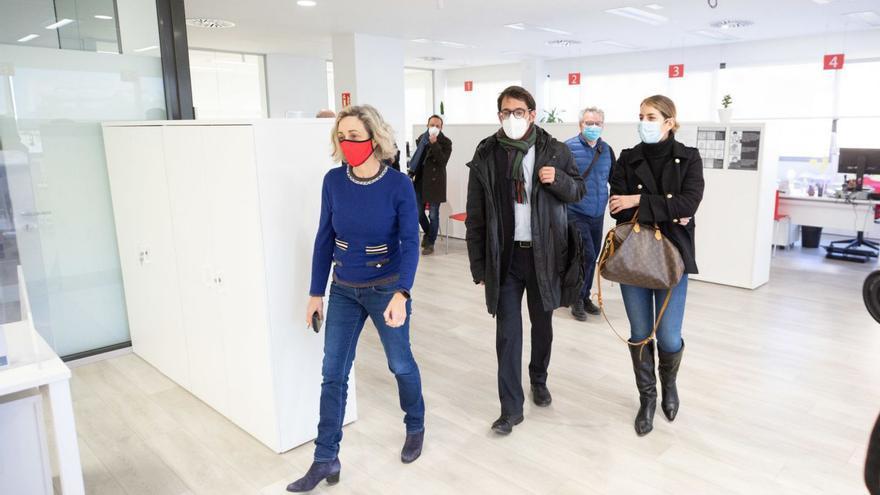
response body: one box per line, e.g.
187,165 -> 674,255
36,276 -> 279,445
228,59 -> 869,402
464,80 -> 474,92
668,64 -> 684,78
568,72 -> 581,85
824,54 -> 845,70
341,92 -> 351,108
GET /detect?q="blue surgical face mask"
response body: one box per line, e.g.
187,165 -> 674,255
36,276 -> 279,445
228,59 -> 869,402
639,120 -> 665,144
582,125 -> 602,142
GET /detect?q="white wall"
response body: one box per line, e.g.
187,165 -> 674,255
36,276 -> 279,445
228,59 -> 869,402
265,54 -> 329,118
443,63 -> 521,124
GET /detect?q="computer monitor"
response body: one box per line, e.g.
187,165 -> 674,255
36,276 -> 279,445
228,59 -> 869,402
839,148 -> 880,190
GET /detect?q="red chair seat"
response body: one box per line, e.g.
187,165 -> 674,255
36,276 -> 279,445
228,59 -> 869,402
449,212 -> 467,222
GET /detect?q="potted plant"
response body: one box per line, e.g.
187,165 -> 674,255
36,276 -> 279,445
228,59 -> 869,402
540,107 -> 565,124
719,94 -> 733,124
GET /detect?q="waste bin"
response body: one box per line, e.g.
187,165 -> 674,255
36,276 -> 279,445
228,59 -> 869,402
801,226 -> 823,248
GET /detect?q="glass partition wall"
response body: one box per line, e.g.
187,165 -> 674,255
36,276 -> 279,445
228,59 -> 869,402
0,0 -> 167,358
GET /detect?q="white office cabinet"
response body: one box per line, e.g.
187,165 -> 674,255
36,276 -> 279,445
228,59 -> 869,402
102,120 -> 357,453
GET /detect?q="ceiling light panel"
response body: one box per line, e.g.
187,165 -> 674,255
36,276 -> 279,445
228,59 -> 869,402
605,7 -> 668,26
844,11 -> 880,27
45,19 -> 75,30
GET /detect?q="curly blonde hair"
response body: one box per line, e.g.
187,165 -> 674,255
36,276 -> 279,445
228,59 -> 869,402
330,105 -> 397,163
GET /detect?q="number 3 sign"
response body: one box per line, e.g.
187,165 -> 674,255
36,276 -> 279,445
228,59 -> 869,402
824,54 -> 845,70
668,64 -> 684,78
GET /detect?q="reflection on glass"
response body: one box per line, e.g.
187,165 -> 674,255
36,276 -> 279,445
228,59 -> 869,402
0,0 -> 166,356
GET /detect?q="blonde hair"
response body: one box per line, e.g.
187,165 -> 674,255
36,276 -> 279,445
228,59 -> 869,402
641,95 -> 680,133
330,105 -> 397,163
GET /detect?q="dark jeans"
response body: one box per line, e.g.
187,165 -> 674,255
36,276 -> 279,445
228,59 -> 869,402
314,282 -> 425,462
620,274 -> 688,353
495,246 -> 554,416
415,188 -> 440,245
569,211 -> 604,301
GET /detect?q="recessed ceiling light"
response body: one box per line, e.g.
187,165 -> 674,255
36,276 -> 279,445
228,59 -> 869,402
605,7 -> 668,26
711,19 -> 754,29
94,15 -> 113,20
504,23 -> 527,30
691,29 -> 739,41
536,26 -> 572,35
45,19 -> 75,30
186,18 -> 236,29
134,45 -> 159,52
546,39 -> 581,47
844,10 -> 880,26
594,39 -> 640,50
411,38 -> 431,43
419,56 -> 444,62
296,0 -> 317,6
437,40 -> 469,48
644,3 -> 664,10
17,34 -> 39,42
813,0 -> 832,4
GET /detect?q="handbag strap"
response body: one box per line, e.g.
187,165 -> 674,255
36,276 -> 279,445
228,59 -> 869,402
595,218 -> 673,357
580,140 -> 604,179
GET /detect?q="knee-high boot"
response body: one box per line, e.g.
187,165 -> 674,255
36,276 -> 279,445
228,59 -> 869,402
658,340 -> 684,422
628,341 -> 656,437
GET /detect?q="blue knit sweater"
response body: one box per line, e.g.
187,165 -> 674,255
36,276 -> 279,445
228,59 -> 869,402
565,135 -> 614,218
309,164 -> 420,296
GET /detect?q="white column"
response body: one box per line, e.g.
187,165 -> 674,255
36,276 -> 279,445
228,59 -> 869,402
265,54 -> 329,118
331,33 -> 406,154
521,58 -> 547,119
433,69 -> 447,117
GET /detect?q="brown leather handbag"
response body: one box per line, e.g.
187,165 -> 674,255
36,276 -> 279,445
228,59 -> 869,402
596,208 -> 685,348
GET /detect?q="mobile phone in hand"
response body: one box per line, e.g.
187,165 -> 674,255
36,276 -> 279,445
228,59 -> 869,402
311,311 -> 323,333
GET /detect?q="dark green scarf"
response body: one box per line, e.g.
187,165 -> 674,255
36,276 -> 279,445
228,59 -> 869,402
496,125 -> 537,204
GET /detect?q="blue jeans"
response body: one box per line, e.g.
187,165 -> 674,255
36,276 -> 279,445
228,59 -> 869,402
569,212 -> 604,300
314,282 -> 425,462
415,189 -> 440,245
619,274 -> 688,353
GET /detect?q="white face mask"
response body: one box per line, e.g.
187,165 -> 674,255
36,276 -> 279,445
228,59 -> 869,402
427,126 -> 440,137
502,115 -> 530,140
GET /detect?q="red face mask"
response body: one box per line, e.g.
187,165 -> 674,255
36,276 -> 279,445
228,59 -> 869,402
339,139 -> 375,167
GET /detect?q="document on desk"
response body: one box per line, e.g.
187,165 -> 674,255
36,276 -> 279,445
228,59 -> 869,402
728,128 -> 761,171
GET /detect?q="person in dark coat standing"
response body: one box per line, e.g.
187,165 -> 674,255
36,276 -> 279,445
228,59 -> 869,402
409,115 -> 452,255
465,86 -> 585,435
608,94 -> 704,437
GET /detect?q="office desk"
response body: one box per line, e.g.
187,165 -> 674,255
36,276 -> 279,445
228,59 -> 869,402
778,194 -> 877,232
0,269 -> 84,494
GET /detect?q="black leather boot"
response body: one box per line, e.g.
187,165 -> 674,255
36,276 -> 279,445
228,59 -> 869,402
401,430 -> 424,464
628,341 -> 657,437
658,340 -> 684,422
286,458 -> 341,492
571,300 -> 588,321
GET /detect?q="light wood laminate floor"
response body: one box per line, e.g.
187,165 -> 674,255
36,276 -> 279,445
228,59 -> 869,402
69,239 -> 880,494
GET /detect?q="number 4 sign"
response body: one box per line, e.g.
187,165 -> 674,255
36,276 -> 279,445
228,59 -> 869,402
824,54 -> 845,70
668,64 -> 684,78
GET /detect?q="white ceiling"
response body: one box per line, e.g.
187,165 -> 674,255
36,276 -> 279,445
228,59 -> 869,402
183,0 -> 880,69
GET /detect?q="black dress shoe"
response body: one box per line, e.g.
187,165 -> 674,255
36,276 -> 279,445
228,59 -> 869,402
531,384 -> 552,407
584,299 -> 601,315
491,414 -> 524,435
571,300 -> 588,321
401,430 -> 424,464
287,458 -> 341,492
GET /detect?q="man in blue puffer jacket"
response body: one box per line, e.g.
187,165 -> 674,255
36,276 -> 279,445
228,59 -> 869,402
565,106 -> 616,321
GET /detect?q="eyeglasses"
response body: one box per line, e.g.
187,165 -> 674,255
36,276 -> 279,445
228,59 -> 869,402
582,121 -> 604,126
499,108 -> 530,119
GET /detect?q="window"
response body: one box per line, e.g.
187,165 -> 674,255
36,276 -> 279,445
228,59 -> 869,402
189,49 -> 267,119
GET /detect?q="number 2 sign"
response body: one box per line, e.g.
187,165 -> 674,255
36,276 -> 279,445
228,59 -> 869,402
824,54 -> 845,70
568,72 -> 581,85
668,64 -> 684,78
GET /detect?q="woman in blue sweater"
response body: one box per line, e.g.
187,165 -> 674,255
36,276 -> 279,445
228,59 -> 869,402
287,105 -> 424,493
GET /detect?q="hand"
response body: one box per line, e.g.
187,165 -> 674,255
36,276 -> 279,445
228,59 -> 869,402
609,194 -> 640,214
383,293 -> 408,328
428,134 -> 438,144
305,296 -> 323,329
678,217 -> 691,226
538,166 -> 556,184
478,281 -> 485,286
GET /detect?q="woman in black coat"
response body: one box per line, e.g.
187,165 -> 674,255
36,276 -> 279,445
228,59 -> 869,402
608,95 -> 704,437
